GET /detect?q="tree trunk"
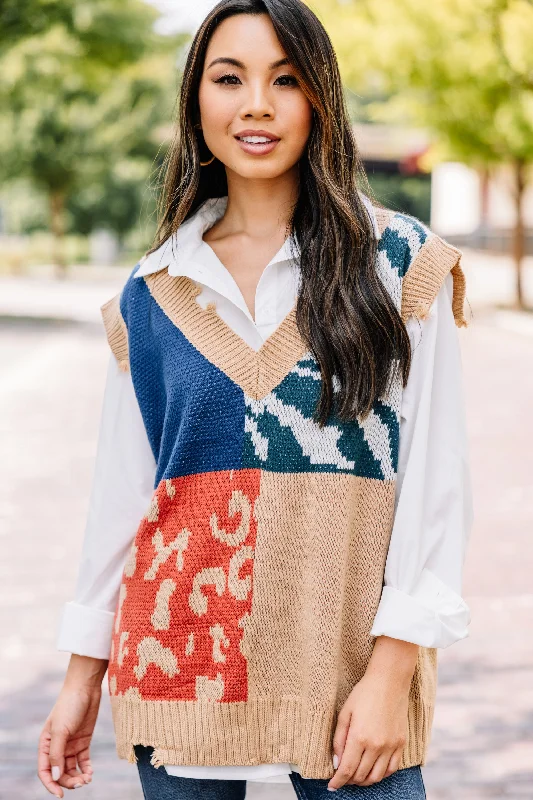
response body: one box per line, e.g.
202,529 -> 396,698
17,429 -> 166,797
49,191 -> 67,279
479,166 -> 490,249
511,159 -> 526,310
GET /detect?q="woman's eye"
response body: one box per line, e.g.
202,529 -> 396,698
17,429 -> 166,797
213,73 -> 298,87
214,73 -> 241,85
275,74 -> 298,86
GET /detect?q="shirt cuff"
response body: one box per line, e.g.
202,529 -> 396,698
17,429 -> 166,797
369,568 -> 471,648
56,601 -> 115,659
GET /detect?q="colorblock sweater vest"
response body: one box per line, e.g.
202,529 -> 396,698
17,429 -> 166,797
100,203 -> 467,779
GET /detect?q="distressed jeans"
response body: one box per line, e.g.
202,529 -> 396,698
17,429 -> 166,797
134,744 -> 427,800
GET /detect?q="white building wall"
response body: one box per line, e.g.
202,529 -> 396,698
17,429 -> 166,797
487,164 -> 533,230
431,161 -> 533,236
430,162 -> 481,235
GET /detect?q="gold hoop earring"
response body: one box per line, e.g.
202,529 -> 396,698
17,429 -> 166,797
194,123 -> 216,166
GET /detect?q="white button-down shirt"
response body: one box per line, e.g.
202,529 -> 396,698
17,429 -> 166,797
56,194 -> 472,783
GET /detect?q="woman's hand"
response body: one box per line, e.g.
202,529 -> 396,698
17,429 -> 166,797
37,655 -> 108,797
328,636 -> 419,791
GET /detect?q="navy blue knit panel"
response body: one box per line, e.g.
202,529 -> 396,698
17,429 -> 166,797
120,264 -> 165,467
120,267 -> 245,488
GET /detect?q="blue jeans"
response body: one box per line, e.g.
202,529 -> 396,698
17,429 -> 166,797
134,745 -> 427,799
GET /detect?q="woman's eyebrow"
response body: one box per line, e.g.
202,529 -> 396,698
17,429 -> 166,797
206,56 -> 290,70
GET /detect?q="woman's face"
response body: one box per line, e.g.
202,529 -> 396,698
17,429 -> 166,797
197,13 -> 313,181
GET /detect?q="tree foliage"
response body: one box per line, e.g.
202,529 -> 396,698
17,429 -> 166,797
313,0 -> 533,305
0,0 -> 187,265
314,0 -> 533,164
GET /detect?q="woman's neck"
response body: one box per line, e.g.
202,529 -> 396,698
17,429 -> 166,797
216,167 -> 299,240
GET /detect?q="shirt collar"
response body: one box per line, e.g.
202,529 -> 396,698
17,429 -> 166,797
134,191 -> 380,282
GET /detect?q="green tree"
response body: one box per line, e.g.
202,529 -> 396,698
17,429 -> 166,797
0,1 -> 184,274
314,0 -> 533,308
0,0 -> 69,50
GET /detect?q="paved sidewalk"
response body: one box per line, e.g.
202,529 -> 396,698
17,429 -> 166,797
0,253 -> 532,799
423,319 -> 533,798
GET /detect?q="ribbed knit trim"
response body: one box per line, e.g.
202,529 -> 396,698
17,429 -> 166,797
402,233 -> 467,328
110,691 -> 433,778
143,272 -> 309,399
100,292 -> 129,371
372,204 -> 467,328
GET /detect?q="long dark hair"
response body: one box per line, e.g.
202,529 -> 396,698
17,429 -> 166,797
148,0 -> 411,426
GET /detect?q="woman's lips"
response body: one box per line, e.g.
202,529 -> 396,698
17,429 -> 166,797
235,137 -> 280,156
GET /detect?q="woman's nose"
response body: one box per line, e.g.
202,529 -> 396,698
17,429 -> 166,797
240,82 -> 275,118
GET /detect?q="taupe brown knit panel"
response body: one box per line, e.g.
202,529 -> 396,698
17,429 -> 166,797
244,472 -> 358,702
100,293 -> 129,371
332,476 -> 437,768
336,476 -> 396,702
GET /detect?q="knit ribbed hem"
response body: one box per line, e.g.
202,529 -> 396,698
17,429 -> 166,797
399,691 -> 435,770
110,693 -> 432,779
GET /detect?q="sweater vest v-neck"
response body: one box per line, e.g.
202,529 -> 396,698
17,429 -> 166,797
100,203 -> 467,779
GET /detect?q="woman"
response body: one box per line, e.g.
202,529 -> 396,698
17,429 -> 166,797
39,1 -> 472,798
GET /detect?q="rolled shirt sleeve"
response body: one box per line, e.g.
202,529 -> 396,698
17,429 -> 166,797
56,352 -> 157,659
370,272 -> 473,648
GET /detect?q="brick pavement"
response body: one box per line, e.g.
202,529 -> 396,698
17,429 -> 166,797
0,281 -> 531,798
